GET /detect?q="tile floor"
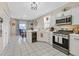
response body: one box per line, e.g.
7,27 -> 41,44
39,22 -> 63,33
0,36 -> 67,56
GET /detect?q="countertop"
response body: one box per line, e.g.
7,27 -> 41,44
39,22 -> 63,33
27,30 -> 38,32
70,33 -> 79,37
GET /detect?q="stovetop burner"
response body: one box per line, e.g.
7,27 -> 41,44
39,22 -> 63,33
53,30 -> 73,35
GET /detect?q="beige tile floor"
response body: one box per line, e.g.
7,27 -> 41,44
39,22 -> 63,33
0,36 -> 67,56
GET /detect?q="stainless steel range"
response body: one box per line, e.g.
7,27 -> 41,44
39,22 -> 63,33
52,30 -> 73,55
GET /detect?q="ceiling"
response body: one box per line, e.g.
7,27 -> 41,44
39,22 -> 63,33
7,2 -> 68,20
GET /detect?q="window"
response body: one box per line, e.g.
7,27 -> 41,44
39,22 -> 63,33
19,24 -> 26,30
44,16 -> 50,29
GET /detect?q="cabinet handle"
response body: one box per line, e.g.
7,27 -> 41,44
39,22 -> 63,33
74,38 -> 79,40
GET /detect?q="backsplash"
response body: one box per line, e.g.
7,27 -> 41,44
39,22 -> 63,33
54,25 -> 74,31
54,24 -> 79,34
73,25 -> 79,33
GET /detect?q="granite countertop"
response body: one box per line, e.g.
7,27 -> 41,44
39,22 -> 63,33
27,30 -> 38,32
70,33 -> 79,37
53,30 -> 73,35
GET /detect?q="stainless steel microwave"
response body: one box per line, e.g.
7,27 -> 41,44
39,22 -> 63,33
56,15 -> 72,25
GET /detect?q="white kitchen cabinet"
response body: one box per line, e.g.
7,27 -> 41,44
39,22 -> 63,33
56,12 -> 64,18
37,31 -> 47,42
43,31 -> 53,45
47,31 -> 53,45
72,7 -> 79,25
55,6 -> 79,25
64,9 -> 72,16
27,31 -> 33,44
42,31 -> 52,44
70,34 -> 79,56
50,15 -> 56,27
42,31 -> 48,42
44,16 -> 51,29
37,30 -> 53,45
56,9 -> 72,17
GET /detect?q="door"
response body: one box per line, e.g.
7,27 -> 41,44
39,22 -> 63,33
17,20 -> 27,43
32,32 -> 37,42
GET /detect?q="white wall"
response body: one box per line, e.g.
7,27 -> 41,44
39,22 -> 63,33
0,3 -> 10,52
36,18 -> 44,31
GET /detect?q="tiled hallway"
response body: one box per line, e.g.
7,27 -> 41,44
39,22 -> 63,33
0,36 -> 66,56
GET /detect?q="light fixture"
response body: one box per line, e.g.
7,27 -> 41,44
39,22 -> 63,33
30,2 -> 38,10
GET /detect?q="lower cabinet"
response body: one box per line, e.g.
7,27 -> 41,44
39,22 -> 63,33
32,32 -> 37,43
47,32 -> 53,45
70,34 -> 79,56
37,31 -> 52,45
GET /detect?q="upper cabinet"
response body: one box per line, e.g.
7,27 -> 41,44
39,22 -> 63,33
64,9 -> 72,16
44,15 -> 51,29
50,15 -> 56,27
72,7 -> 79,25
56,12 -> 63,19
55,7 -> 79,25
56,9 -> 72,19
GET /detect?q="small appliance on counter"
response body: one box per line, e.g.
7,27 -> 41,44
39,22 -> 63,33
49,27 -> 54,31
73,25 -> 79,34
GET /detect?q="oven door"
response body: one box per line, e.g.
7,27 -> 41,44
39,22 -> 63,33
62,38 -> 69,49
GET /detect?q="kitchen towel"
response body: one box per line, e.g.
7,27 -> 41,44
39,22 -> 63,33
59,36 -> 62,44
55,35 -> 58,42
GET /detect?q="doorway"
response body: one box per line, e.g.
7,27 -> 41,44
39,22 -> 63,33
17,20 -> 27,44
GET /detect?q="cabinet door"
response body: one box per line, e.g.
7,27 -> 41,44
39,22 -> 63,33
72,7 -> 79,25
51,15 -> 56,26
70,36 -> 79,55
37,31 -> 47,42
64,9 -> 72,16
32,32 -> 37,42
47,32 -> 52,45
56,12 -> 63,18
